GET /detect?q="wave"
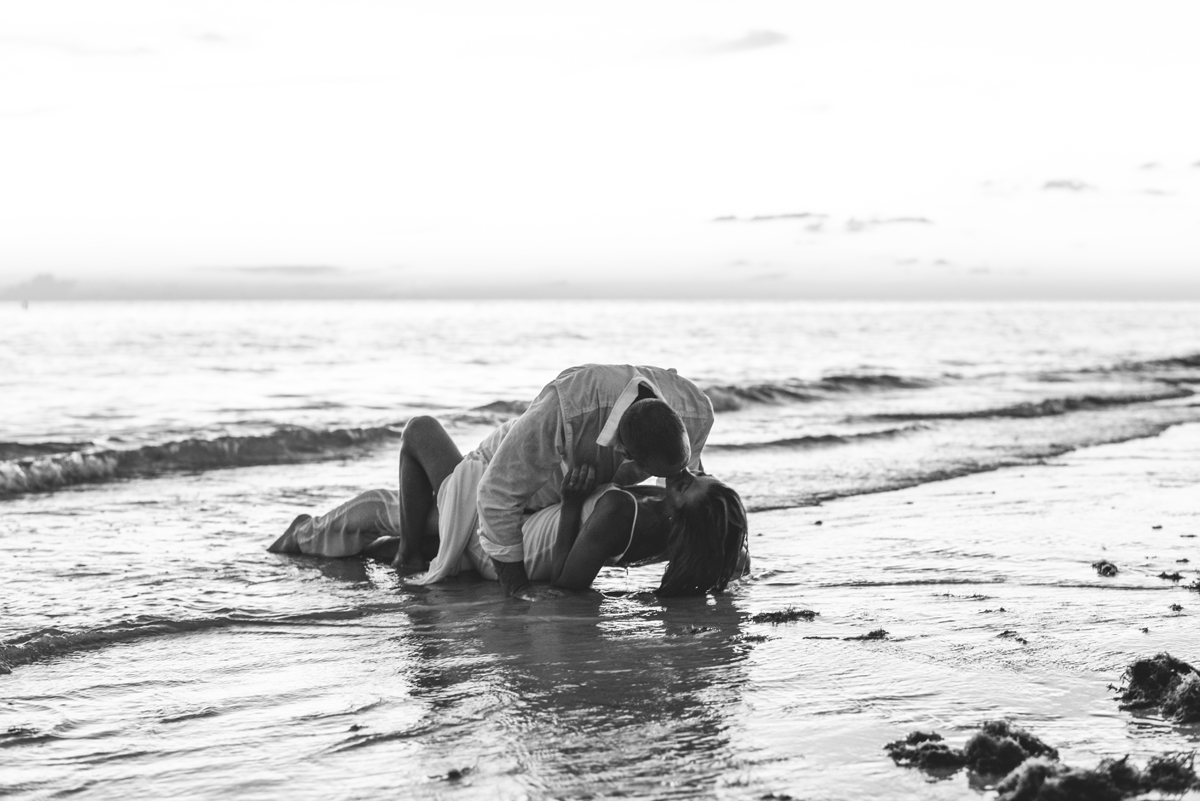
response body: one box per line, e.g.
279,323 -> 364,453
706,425 -> 923,452
704,375 -> 934,412
471,399 -> 531,415
0,606 -> 401,674
865,387 -> 1194,422
0,441 -> 93,461
0,424 -> 404,498
470,375 -> 935,417
1104,351 -> 1200,373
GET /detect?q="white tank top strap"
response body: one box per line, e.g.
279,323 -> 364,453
604,487 -> 639,564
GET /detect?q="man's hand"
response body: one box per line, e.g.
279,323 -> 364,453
492,557 -> 532,598
560,463 -> 596,507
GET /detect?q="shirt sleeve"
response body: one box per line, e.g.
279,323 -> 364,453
477,384 -> 565,563
688,422 -> 709,473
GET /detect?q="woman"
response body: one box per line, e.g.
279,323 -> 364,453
268,417 -> 749,596
549,463 -> 749,595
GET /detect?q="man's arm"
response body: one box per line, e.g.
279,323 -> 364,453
477,385 -> 565,595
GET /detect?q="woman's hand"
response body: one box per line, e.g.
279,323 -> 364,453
560,463 -> 596,507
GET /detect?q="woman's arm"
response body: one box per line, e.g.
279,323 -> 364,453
550,464 -> 594,584
551,491 -> 636,590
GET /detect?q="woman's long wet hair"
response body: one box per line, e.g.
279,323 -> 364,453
656,477 -> 749,597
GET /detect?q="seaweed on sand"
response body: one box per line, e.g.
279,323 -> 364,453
993,753 -> 1199,800
1142,752 -> 1199,794
885,722 -> 1199,797
1092,560 -> 1119,577
963,720 -> 1058,775
993,758 -> 1124,801
1162,673 -> 1200,724
750,607 -> 818,624
1158,571 -> 1184,582
1115,653 -> 1200,724
884,720 -> 1056,777
844,628 -> 888,641
883,731 -> 967,772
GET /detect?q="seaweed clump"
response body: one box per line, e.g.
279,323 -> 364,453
1092,560 -> 1119,577
1116,652 -> 1200,722
1162,673 -> 1200,724
884,720 -> 1056,777
883,731 -> 966,772
993,753 -> 1199,800
750,607 -> 818,624
962,720 -> 1058,775
845,628 -> 888,641
885,723 -> 1200,798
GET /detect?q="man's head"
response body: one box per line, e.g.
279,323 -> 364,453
617,398 -> 690,477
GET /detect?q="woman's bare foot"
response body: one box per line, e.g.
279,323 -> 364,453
266,514 -> 312,553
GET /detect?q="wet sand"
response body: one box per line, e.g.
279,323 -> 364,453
737,422 -> 1200,798
3,423 -> 1199,799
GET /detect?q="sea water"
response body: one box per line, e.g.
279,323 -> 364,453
2,300 -> 1199,799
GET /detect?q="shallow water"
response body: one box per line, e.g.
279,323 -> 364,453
3,422 -> 1199,799
3,301 -> 1200,798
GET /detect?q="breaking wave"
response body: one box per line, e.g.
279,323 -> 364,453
471,399 -> 531,415
464,374 -> 934,417
703,374 -> 934,412
1104,351 -> 1200,373
706,425 -> 923,452
0,425 -> 404,498
0,606 -> 406,674
866,387 -> 1194,423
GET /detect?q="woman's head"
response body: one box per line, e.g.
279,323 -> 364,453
656,472 -> 749,597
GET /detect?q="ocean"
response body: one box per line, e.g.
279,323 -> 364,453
2,300 -> 1199,799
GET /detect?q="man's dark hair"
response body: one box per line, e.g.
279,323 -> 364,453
619,398 -> 688,468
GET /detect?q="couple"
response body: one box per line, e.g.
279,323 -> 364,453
268,364 -> 749,599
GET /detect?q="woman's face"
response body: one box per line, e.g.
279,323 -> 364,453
664,470 -> 716,516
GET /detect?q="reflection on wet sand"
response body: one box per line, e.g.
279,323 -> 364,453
397,582 -> 750,797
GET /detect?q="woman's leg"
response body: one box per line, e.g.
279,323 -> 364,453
268,488 -> 400,556
395,416 -> 464,567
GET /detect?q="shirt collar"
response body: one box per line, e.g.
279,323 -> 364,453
596,375 -> 662,449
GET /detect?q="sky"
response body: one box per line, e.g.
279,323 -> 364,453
1,0 -> 1198,300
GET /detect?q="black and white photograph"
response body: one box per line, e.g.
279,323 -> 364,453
2,2 -> 1199,799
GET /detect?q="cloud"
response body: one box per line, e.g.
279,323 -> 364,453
0,273 -> 76,300
707,30 -> 788,54
202,265 -> 345,276
1142,189 -> 1171,196
845,217 -> 933,233
1043,180 -> 1095,192
751,272 -> 787,281
1140,162 -> 1159,170
713,212 -> 825,222
895,257 -> 952,267
0,37 -> 152,57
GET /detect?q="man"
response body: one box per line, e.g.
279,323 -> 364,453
476,363 -> 714,598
